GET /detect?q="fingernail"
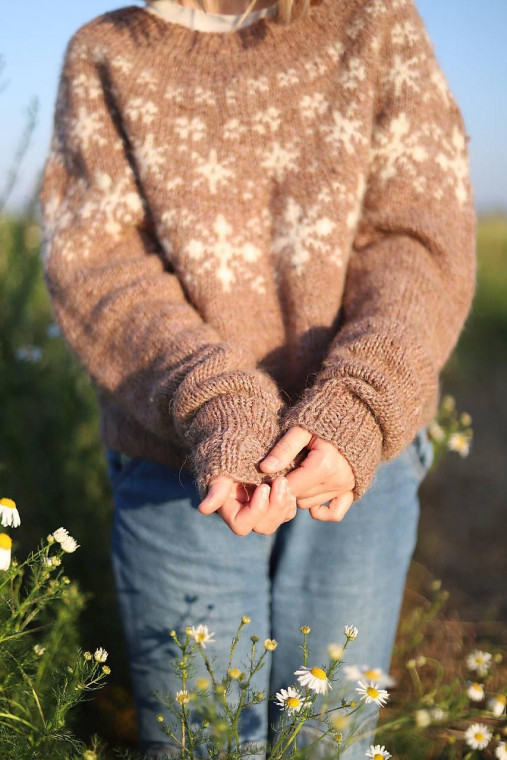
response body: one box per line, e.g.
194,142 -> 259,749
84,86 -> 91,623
262,456 -> 280,471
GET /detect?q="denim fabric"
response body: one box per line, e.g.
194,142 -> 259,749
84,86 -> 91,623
106,428 -> 433,759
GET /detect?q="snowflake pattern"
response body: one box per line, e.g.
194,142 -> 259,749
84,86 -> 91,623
174,115 -> 207,142
434,125 -> 470,206
67,107 -> 107,152
299,92 -> 330,121
125,98 -> 159,126
251,107 -> 282,136
272,196 -> 339,275
133,134 -> 167,181
391,21 -> 419,47
321,107 -> 368,155
371,112 -> 428,186
260,139 -> 301,182
384,54 -> 421,97
190,149 -> 237,194
184,213 -> 264,293
339,57 -> 367,91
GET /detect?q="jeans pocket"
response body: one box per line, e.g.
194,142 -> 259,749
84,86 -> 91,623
405,426 -> 435,482
105,448 -> 143,490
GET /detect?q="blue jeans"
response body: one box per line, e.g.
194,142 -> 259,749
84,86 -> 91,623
106,428 -> 433,759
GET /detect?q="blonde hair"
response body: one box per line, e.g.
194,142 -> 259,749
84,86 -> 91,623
194,0 -> 314,28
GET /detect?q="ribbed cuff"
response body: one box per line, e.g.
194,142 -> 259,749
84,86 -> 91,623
184,393 -> 286,500
280,384 -> 383,500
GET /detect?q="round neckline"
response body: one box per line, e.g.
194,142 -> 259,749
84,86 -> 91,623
146,0 -> 279,20
129,0 -> 334,82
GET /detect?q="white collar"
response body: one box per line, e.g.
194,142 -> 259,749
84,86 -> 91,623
145,0 -> 279,32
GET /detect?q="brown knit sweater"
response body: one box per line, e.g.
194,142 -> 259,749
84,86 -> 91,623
38,0 -> 476,501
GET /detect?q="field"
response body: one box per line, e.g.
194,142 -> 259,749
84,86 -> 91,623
0,211 -> 505,756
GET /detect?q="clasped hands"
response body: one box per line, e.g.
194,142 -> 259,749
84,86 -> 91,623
198,426 -> 355,536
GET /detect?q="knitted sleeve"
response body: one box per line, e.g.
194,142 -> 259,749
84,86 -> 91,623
38,31 -> 285,498
281,0 -> 477,500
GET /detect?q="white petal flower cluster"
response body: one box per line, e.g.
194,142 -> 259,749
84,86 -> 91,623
187,624 -> 215,648
365,745 -> 391,759
466,649 -> 492,676
275,687 -> 309,715
464,722 -> 492,750
356,680 -> 390,707
344,625 -> 358,640
94,648 -> 108,663
0,498 -> 21,528
50,527 -> 80,553
344,665 -> 395,688
295,666 -> 331,695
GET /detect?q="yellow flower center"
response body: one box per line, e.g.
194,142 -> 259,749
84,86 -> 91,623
196,632 -> 205,642
367,686 -> 380,699
497,695 -> 506,705
310,667 -> 327,680
286,697 -> 300,708
472,683 -> 481,690
475,732 -> 484,741
364,669 -> 380,680
0,498 -> 16,509
374,755 -> 384,760
0,533 -> 12,549
476,656 -> 484,664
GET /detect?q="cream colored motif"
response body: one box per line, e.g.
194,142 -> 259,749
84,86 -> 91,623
322,108 -> 368,155
252,107 -> 282,136
133,134 -> 167,181
391,21 -> 419,47
299,92 -> 329,121
68,107 -> 107,151
125,98 -> 159,126
385,54 -> 421,97
260,140 -> 301,182
185,214 -> 264,293
174,115 -> 207,142
272,196 -> 338,275
191,149 -> 236,194
435,126 -> 470,206
339,57 -> 367,92
371,112 -> 427,186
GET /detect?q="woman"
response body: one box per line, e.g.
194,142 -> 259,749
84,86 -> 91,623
38,0 -> 476,755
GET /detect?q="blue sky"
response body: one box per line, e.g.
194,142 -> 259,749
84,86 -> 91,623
1,0 -> 506,214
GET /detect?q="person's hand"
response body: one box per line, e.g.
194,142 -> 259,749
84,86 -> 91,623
259,426 -> 356,522
198,475 -> 297,536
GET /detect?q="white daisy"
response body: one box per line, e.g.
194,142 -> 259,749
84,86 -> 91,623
447,431 -> 471,457
344,665 -> 395,688
356,680 -> 390,707
327,643 -> 344,661
489,694 -> 506,717
0,498 -> 21,528
495,741 -> 507,760
428,421 -> 445,443
466,649 -> 492,673
0,533 -> 12,571
51,527 -> 70,543
365,745 -> 392,759
295,665 -> 331,695
175,690 -> 190,705
344,625 -> 358,640
430,707 -> 447,722
275,687 -> 309,715
464,722 -> 492,751
414,709 -> 431,728
467,682 -> 485,702
33,644 -> 46,656
188,624 -> 215,648
60,535 -> 79,553
94,648 -> 108,663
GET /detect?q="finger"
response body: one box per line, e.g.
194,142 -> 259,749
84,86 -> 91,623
310,492 -> 354,522
296,491 -> 341,510
259,427 -> 313,473
253,480 -> 297,535
284,449 -> 332,497
198,476 -> 235,514
228,483 -> 271,536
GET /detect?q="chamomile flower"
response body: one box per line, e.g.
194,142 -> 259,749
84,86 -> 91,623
414,709 -> 431,728
33,644 -> 46,656
188,624 -> 215,648
447,432 -> 471,457
94,648 -> 108,663
51,527 -> 70,543
275,687 -> 309,715
428,421 -> 445,443
466,649 -> 492,674
295,665 -> 331,695
495,741 -> 507,760
0,498 -> 20,528
430,707 -> 447,722
365,745 -> 392,759
344,665 -> 395,688
344,625 -> 358,640
60,535 -> 79,553
175,690 -> 190,705
356,681 -> 389,707
464,723 -> 492,751
327,643 -> 344,661
467,682 -> 485,702
489,694 -> 506,717
0,533 -> 12,571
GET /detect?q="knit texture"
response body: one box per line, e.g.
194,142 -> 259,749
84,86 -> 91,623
39,0 -> 476,500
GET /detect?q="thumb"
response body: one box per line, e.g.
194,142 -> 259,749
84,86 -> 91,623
259,427 -> 313,473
